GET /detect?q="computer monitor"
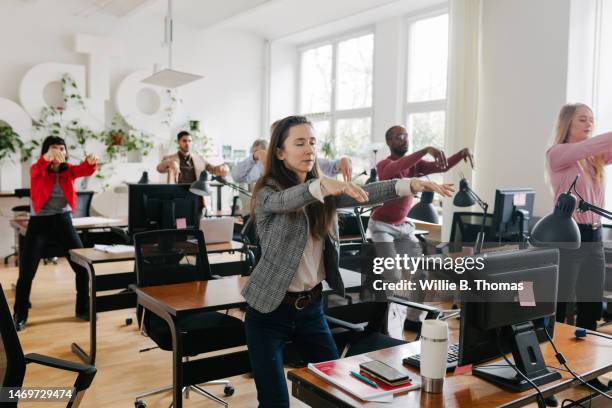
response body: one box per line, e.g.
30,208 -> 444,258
492,188 -> 535,241
458,247 -> 561,391
128,184 -> 200,236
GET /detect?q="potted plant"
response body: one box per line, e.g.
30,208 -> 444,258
0,125 -> 24,163
99,114 -> 153,162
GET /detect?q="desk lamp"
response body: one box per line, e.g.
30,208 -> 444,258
408,191 -> 439,224
531,175 -> 612,249
453,177 -> 488,253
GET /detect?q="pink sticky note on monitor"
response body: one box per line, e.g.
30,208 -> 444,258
518,281 -> 536,307
513,192 -> 527,206
176,218 -> 187,229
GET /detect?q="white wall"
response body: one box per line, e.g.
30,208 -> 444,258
0,1 -> 264,255
473,0 -> 572,217
0,1 -> 264,190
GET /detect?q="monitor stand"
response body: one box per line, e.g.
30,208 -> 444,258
473,322 -> 561,392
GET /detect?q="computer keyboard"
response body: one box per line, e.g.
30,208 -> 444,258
402,343 -> 460,372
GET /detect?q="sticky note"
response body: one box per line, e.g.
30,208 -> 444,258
176,218 -> 187,229
518,281 -> 536,307
514,193 -> 527,206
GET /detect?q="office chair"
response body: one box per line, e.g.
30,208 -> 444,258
326,296 -> 441,357
74,191 -> 94,217
4,189 -> 31,266
133,229 -> 246,408
437,212 -> 494,253
0,283 -> 96,407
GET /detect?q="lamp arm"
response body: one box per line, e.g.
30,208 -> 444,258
467,187 -> 488,213
213,177 -> 252,197
579,200 -> 612,221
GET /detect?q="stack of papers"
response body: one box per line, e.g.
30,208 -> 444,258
93,244 -> 134,254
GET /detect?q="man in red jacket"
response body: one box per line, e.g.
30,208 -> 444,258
368,125 -> 472,336
13,136 -> 97,331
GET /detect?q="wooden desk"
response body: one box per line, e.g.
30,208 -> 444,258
68,240 -> 246,365
134,277 -> 251,408
288,323 -> 612,407
10,217 -> 127,235
9,217 -> 127,264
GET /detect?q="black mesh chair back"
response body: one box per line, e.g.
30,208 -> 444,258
133,229 -> 212,288
0,284 -> 96,407
0,284 -> 26,392
74,191 -> 94,217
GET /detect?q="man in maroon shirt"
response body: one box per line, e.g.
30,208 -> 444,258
368,125 -> 473,335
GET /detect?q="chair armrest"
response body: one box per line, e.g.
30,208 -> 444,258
25,353 -> 96,392
387,296 -> 441,319
25,353 -> 95,374
325,315 -> 367,332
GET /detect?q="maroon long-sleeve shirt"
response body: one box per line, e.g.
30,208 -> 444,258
371,150 -> 463,225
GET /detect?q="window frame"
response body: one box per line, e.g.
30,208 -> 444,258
403,7 -> 450,154
296,26 -> 376,159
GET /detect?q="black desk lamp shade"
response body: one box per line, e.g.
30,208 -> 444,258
189,171 -> 211,196
529,193 -> 581,250
408,191 -> 439,223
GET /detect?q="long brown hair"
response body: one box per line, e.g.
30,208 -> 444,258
251,115 -> 336,238
552,103 -> 604,184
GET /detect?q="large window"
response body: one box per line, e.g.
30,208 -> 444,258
405,13 -> 449,163
299,32 -> 374,172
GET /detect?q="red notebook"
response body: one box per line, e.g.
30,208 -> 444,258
308,355 -> 420,402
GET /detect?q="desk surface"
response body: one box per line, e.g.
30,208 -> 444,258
135,276 -> 248,316
69,240 -> 244,263
287,323 -> 612,408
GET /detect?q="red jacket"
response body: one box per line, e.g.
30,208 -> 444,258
30,155 -> 96,214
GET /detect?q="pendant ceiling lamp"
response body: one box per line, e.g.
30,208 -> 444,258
141,0 -> 203,88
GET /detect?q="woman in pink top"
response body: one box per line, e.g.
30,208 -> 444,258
545,103 -> 611,330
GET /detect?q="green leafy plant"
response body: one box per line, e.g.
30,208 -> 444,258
0,125 -> 24,163
98,114 -> 154,161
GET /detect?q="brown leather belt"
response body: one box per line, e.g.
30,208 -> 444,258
282,283 -> 323,310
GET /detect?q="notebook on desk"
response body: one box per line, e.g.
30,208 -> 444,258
308,355 -> 420,402
199,217 -> 234,244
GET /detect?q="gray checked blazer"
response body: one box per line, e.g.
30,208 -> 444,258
242,177 -> 401,313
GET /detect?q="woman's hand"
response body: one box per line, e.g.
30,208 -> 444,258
320,177 -> 369,203
410,179 -> 455,197
44,149 -> 65,163
85,153 -> 98,165
336,157 -> 352,182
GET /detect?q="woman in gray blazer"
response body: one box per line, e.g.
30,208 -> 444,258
243,115 -> 454,407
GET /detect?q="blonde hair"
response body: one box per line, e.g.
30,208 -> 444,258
553,103 -> 604,184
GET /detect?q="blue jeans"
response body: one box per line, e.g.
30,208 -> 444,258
244,298 -> 339,408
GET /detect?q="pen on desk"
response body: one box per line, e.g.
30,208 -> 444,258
350,371 -> 378,388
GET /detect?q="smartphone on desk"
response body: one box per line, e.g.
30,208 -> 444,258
359,360 -> 411,386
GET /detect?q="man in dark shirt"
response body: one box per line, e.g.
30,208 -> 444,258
157,131 -> 228,183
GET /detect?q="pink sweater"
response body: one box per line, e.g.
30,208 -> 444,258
546,132 -> 612,224
371,150 -> 462,225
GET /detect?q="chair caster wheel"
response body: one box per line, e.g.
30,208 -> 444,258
134,399 -> 147,408
224,385 -> 235,396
